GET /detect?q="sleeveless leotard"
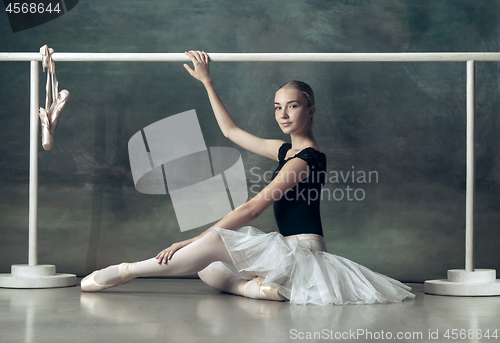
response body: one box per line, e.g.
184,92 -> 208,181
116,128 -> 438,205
271,142 -> 327,237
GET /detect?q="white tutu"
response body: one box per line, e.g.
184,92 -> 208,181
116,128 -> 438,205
209,226 -> 416,306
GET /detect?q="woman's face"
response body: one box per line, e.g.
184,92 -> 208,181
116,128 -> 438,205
274,87 -> 314,134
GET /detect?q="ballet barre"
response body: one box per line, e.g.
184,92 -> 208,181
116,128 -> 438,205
0,52 -> 499,295
2,52 -> 500,62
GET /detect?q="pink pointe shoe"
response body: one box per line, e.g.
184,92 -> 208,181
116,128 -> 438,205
48,89 -> 70,136
238,277 -> 286,301
39,108 -> 53,150
260,283 -> 287,302
81,263 -> 138,292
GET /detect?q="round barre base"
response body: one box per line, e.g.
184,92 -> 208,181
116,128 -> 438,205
424,269 -> 500,296
0,264 -> 77,289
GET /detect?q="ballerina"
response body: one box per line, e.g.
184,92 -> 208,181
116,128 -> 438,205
81,50 -> 415,305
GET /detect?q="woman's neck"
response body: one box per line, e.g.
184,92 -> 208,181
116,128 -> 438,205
290,130 -> 317,150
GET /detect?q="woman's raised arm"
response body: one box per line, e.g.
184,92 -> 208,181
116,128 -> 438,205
184,50 -> 285,161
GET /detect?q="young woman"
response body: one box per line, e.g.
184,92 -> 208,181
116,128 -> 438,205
81,50 -> 415,305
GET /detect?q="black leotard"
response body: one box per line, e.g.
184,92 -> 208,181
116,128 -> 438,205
271,142 -> 327,237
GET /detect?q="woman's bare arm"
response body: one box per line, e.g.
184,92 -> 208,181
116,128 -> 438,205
156,155 -> 310,263
184,50 -> 285,161
212,157 -> 309,229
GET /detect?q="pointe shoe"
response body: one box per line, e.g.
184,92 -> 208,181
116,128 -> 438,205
48,90 -> 70,136
260,283 -> 286,302
39,108 -> 53,150
81,262 -> 138,292
80,270 -> 104,292
238,277 -> 286,302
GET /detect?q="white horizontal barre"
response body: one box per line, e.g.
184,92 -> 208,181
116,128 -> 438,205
2,52 -> 500,62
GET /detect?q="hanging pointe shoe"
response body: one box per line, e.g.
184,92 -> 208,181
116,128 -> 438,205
81,262 -> 138,292
48,89 -> 70,136
238,277 -> 286,302
39,108 -> 53,150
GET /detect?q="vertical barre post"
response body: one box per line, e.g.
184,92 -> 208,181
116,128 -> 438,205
29,60 -> 39,267
425,58 -> 499,295
0,58 -> 75,288
465,60 -> 475,272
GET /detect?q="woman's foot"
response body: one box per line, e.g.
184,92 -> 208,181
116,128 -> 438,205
81,262 -> 138,292
260,283 -> 287,302
238,277 -> 286,302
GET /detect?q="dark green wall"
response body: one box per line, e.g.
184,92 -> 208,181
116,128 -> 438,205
1,0 -> 499,282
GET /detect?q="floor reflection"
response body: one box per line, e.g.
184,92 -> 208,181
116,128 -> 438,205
1,281 -> 499,343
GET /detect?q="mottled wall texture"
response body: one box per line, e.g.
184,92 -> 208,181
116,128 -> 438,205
1,0 -> 499,282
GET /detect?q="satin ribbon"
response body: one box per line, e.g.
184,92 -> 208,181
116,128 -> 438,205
40,45 -> 58,115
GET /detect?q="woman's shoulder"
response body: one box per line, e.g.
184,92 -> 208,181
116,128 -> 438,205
278,142 -> 292,161
285,145 -> 325,159
301,146 -> 324,156
295,147 -> 326,169
279,145 -> 326,171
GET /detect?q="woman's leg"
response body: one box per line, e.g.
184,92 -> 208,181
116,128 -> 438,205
84,230 -> 284,301
90,231 -> 233,287
134,231 -> 232,277
197,263 -> 249,296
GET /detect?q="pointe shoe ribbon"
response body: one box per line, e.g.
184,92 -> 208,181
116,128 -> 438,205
38,45 -> 70,150
81,263 -> 138,292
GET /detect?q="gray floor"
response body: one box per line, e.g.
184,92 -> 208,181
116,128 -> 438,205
1,280 -> 499,343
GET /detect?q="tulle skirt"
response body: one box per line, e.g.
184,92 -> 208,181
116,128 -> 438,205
208,226 -> 415,306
